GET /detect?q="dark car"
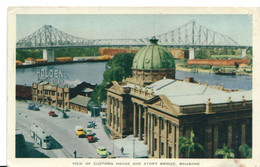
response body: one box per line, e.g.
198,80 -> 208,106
86,134 -> 95,143
27,104 -> 35,110
48,111 -> 58,117
33,106 -> 40,111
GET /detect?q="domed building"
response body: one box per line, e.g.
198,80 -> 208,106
106,37 -> 252,159
130,37 -> 176,85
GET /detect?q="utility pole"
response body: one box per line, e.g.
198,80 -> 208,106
113,139 -> 114,155
133,139 -> 135,158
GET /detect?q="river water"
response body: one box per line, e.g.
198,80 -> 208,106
16,62 -> 252,90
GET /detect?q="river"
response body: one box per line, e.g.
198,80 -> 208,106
16,62 -> 252,90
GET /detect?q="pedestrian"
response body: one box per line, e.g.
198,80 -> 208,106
120,147 -> 124,154
73,150 -> 77,158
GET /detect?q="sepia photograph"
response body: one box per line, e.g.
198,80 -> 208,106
7,7 -> 260,167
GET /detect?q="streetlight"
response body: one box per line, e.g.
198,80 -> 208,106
133,139 -> 135,158
92,106 -> 98,128
112,139 -> 114,155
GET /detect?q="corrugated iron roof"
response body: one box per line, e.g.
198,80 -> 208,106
69,95 -> 91,107
146,78 -> 252,106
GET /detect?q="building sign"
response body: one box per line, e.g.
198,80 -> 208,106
37,68 -> 65,86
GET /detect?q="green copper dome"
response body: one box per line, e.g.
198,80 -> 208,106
132,37 -> 175,70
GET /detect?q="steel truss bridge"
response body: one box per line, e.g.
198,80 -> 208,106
16,20 -> 250,49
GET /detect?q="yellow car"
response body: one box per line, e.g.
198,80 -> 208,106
75,126 -> 85,137
97,147 -> 109,158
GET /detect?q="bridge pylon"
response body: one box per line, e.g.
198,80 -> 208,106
241,48 -> 247,58
189,48 -> 195,59
43,49 -> 54,62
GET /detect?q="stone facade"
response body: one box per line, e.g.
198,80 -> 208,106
32,82 -> 69,109
106,37 -> 252,158
106,79 -> 252,158
131,69 -> 175,86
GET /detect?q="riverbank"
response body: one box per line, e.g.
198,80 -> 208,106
176,66 -> 252,76
16,59 -> 109,69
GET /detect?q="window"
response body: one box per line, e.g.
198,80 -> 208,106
61,93 -> 63,97
169,147 -> 172,158
169,122 -> 172,133
57,92 -> 59,96
161,142 -> 164,155
154,116 -> 157,126
154,138 -> 157,151
161,119 -> 164,130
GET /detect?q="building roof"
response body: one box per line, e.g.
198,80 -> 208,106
132,37 -> 175,70
69,95 -> 91,107
146,78 -> 252,106
82,88 -> 93,93
35,59 -> 47,62
187,59 -> 250,67
25,57 -> 35,61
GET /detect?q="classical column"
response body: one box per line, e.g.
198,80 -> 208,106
241,121 -> 246,144
138,105 -> 143,141
133,103 -> 137,137
228,123 -> 233,147
144,108 -> 147,144
164,119 -> 168,158
120,101 -> 124,135
115,99 -> 118,131
204,126 -> 213,158
172,124 -> 176,158
213,124 -> 219,154
158,117 -> 162,158
151,114 -> 154,157
107,96 -> 111,126
175,125 -> 179,158
147,113 -> 151,152
111,97 -> 114,128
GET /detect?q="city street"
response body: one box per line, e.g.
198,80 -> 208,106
16,100 -> 148,158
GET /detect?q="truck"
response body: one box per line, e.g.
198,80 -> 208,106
75,126 -> 85,137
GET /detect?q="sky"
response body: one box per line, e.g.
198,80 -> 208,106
17,14 -> 252,46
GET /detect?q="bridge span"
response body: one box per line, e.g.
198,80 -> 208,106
16,21 -> 251,62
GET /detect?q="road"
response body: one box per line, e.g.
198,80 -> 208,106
16,100 -> 122,158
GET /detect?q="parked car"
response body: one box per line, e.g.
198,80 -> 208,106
86,134 -> 95,143
27,104 -> 35,110
48,111 -> 58,117
85,129 -> 93,135
87,122 -> 93,128
100,113 -> 107,118
87,121 -> 96,128
97,147 -> 109,158
75,126 -> 85,137
33,106 -> 40,111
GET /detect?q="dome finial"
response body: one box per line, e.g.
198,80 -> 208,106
150,36 -> 158,45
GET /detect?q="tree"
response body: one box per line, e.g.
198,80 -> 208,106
90,84 -> 107,106
214,144 -> 235,158
105,53 -> 135,78
195,49 -> 209,59
239,144 -> 252,158
91,52 -> 136,105
179,130 -> 204,158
